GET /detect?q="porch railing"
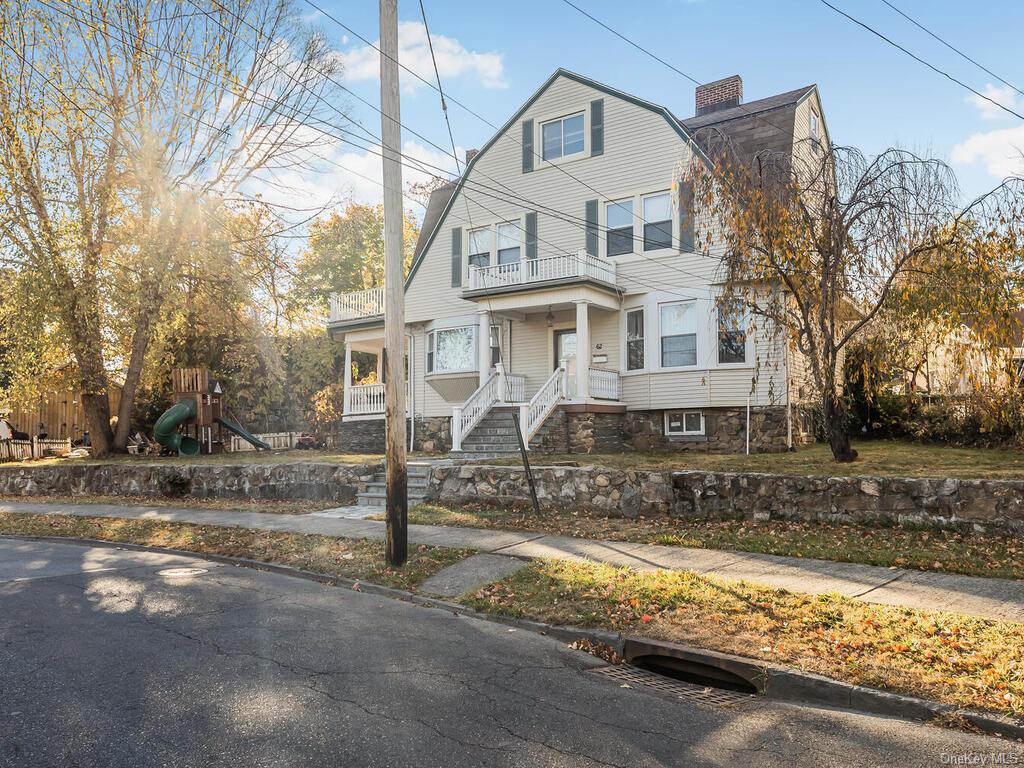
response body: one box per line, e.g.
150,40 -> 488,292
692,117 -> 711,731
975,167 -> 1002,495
520,360 -> 569,445
588,367 -> 621,401
347,383 -> 386,415
468,251 -> 617,291
503,373 -> 527,403
329,286 -> 385,322
452,373 -> 500,452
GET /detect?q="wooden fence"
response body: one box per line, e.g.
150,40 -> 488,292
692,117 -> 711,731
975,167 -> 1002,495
227,431 -> 298,452
5,388 -> 122,440
0,437 -> 73,463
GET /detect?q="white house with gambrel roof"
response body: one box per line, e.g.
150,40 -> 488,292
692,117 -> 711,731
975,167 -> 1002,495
327,69 -> 829,457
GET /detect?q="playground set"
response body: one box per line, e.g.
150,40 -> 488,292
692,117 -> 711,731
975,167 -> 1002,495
153,367 -> 270,456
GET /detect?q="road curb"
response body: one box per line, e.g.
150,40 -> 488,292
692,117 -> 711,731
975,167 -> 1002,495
6,533 -> 1021,742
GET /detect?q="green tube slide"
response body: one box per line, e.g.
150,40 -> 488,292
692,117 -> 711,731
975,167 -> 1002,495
216,417 -> 272,450
153,399 -> 201,457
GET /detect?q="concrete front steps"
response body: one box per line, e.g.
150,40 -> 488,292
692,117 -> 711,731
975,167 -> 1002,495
356,462 -> 431,508
448,409 -> 525,461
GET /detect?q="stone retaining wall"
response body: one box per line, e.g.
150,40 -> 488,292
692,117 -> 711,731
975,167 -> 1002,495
427,463 -> 1024,532
0,461 -> 380,503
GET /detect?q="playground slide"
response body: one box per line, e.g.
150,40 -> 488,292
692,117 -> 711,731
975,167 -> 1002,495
153,400 -> 201,457
216,417 -> 272,450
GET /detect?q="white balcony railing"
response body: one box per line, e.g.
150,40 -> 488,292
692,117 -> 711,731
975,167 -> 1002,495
588,368 -> 621,401
468,251 -> 617,292
329,286 -> 385,323
347,383 -> 386,415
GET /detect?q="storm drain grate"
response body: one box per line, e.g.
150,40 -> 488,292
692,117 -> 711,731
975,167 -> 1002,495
589,664 -> 755,708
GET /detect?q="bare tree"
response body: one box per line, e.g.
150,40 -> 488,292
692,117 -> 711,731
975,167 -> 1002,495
688,140 -> 1023,462
0,0 -> 342,455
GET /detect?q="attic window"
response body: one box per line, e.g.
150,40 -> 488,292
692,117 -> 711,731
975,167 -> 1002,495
541,113 -> 584,161
810,110 -> 821,149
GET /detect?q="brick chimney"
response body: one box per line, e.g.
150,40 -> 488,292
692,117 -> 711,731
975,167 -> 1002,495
695,75 -> 743,116
465,148 -> 478,164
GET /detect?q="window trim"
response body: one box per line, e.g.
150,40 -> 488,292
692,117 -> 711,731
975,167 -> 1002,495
426,325 -> 477,375
605,198 -> 634,257
659,300 -> 698,369
537,110 -> 587,167
625,307 -> 645,372
665,410 -> 705,437
641,191 -> 673,252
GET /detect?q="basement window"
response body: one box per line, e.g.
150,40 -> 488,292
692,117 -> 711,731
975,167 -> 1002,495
665,410 -> 704,436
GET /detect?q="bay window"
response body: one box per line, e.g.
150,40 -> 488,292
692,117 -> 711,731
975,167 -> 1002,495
427,326 -> 476,373
660,301 -> 697,367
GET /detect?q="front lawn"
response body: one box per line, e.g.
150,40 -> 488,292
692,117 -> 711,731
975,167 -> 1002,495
400,503 -> 1024,581
0,512 -> 471,590
483,440 -> 1024,480
464,559 -> 1024,717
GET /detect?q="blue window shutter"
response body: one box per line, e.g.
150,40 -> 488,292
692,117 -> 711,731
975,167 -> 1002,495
585,199 -> 599,256
679,181 -> 694,252
522,119 -> 534,173
451,227 -> 463,287
525,212 -> 538,259
590,99 -> 604,157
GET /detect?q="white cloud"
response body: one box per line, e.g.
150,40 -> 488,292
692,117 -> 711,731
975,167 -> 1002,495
951,126 -> 1024,179
336,21 -> 506,92
966,83 -> 1022,121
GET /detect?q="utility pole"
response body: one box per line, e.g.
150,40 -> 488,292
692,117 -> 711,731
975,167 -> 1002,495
379,0 -> 407,566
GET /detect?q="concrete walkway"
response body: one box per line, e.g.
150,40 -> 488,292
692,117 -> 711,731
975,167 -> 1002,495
2,500 -> 1023,623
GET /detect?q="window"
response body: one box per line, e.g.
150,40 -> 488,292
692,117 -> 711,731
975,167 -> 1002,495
541,113 -> 585,161
717,301 -> 747,364
810,111 -> 820,149
496,222 -> 521,264
490,325 -> 501,367
427,326 -> 475,373
642,192 -> 672,251
626,308 -> 644,371
660,302 -> 697,367
665,410 -> 704,436
606,199 -> 633,256
468,227 -> 491,268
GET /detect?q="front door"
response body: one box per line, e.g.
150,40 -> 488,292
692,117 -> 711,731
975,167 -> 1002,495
554,329 -> 577,397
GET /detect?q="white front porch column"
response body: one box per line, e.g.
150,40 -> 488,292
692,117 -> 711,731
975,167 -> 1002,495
575,300 -> 591,401
477,310 -> 491,386
343,344 -> 353,415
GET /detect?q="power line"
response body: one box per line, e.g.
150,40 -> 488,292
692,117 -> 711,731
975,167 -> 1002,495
880,0 -> 1023,100
818,0 -> 1024,121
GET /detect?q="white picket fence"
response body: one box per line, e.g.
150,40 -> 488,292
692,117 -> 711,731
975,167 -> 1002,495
227,431 -> 298,452
0,437 -> 73,462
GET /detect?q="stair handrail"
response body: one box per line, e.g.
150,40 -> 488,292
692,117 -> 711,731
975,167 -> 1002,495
452,372 -> 500,452
519,359 -> 568,446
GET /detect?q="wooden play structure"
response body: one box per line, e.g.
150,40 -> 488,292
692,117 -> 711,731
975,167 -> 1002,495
153,367 -> 269,456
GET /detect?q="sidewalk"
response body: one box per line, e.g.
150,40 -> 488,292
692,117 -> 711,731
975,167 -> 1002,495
3,500 -> 1023,623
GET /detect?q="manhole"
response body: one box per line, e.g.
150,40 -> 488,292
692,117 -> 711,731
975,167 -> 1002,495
589,665 -> 754,708
157,567 -> 208,578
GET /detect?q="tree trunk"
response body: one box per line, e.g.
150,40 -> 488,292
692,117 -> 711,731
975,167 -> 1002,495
81,392 -> 114,457
823,392 -> 857,463
112,309 -> 158,451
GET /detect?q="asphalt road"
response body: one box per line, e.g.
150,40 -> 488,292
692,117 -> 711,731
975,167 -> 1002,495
0,538 -> 1018,767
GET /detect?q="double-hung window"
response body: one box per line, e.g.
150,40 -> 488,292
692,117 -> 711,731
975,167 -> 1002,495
606,199 -> 633,256
426,326 -> 476,374
626,308 -> 645,371
496,222 -> 521,264
541,113 -> 585,161
642,192 -> 672,251
660,301 -> 697,367
489,325 -> 501,367
810,110 -> 821,150
468,227 -> 491,268
717,300 -> 747,364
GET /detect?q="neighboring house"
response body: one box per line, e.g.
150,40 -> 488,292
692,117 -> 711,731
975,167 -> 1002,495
326,70 -> 829,456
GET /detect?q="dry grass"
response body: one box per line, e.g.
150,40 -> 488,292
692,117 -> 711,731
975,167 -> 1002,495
400,503 -> 1024,581
463,559 -> 1024,716
480,440 -> 1024,480
1,449 -> 395,468
0,494 -> 337,515
0,511 -> 471,590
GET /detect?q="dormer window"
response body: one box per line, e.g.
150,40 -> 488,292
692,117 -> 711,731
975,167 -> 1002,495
541,113 -> 585,161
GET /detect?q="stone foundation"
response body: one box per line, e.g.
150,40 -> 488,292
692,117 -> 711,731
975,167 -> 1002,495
337,418 -> 385,453
0,461 -> 380,503
414,416 -> 451,453
531,408 -> 628,454
625,406 -> 794,454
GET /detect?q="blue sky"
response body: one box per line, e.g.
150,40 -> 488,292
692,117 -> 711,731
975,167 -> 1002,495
286,0 -> 1024,214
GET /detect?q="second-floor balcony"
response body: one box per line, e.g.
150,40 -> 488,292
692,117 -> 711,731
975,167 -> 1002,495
466,251 -> 617,294
328,286 -> 385,324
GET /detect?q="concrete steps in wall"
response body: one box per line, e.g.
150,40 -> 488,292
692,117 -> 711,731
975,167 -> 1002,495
356,463 -> 432,508
449,410 -> 528,461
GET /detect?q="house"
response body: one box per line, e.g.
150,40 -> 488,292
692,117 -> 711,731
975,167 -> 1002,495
326,70 -> 829,456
